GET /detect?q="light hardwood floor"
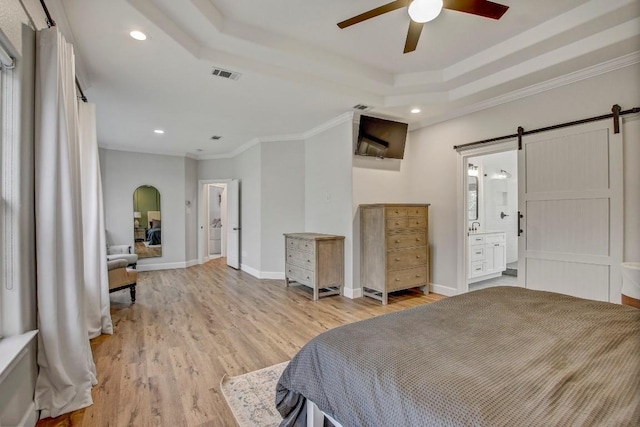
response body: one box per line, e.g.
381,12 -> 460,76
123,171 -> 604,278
36,258 -> 444,427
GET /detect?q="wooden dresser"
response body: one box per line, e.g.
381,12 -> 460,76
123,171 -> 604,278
360,204 -> 430,304
284,233 -> 344,301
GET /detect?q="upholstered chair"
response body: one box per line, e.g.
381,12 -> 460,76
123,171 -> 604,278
107,259 -> 137,302
106,244 -> 138,268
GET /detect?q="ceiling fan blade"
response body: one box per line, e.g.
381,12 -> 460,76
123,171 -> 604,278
443,0 -> 509,20
338,0 -> 408,29
404,20 -> 424,53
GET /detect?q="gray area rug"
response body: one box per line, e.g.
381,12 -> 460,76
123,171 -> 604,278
221,362 -> 288,427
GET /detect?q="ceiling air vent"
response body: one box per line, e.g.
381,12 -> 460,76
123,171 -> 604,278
211,67 -> 241,80
353,104 -> 371,110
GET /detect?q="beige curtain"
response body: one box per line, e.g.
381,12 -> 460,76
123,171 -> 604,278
34,26 -> 111,419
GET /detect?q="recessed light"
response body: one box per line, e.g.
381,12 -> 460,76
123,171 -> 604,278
154,129 -> 164,134
411,108 -> 421,114
130,30 -> 147,41
196,149 -> 204,152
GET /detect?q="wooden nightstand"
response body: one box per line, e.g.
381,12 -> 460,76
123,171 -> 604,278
134,227 -> 146,241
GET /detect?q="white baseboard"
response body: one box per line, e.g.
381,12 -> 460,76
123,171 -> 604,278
137,261 -> 190,271
185,259 -> 198,268
430,283 -> 458,296
260,271 -> 286,280
342,287 -> 362,299
240,264 -> 260,278
240,264 -> 287,280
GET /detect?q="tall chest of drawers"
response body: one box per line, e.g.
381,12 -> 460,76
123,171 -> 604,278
284,233 -> 344,301
360,204 -> 430,304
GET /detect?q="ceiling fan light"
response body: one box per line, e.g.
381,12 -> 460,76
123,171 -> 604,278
408,0 -> 443,23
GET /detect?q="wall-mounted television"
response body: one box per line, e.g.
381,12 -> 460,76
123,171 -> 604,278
355,115 -> 408,159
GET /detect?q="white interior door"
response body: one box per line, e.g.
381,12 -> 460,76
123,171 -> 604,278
518,120 -> 623,302
226,179 -> 240,269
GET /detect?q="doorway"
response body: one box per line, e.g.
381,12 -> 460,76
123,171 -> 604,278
457,141 -> 519,294
207,184 -> 227,260
197,179 -> 240,268
466,150 -> 518,291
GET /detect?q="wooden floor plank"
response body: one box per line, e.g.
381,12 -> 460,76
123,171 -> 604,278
36,258 -> 443,426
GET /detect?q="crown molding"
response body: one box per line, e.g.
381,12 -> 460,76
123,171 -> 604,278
304,112 -> 354,139
413,52 -> 640,131
98,143 -> 192,159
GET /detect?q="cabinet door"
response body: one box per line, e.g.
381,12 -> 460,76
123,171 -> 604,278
487,243 -> 506,272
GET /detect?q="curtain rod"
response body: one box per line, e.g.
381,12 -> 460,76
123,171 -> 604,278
453,105 -> 640,152
39,0 -> 87,103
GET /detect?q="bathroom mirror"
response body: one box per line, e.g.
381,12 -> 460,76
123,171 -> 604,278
468,177 -> 478,221
133,185 -> 162,259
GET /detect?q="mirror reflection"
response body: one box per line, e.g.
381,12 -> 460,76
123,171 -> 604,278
133,185 -> 162,258
468,176 -> 478,221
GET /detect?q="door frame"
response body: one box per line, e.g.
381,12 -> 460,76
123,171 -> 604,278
197,179 -> 232,265
456,141 -> 518,295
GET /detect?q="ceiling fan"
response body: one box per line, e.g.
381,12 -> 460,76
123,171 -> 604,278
337,0 -> 509,54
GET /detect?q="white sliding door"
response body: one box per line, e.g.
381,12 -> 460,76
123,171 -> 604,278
226,179 -> 240,269
518,121 -> 623,302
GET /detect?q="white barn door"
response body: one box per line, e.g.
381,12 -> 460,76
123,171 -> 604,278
518,121 -> 623,302
226,179 -> 240,269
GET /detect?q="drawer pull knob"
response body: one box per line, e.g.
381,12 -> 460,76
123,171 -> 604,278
476,251 -> 481,255
395,210 -> 399,213
416,221 -> 420,224
395,278 -> 400,282
396,258 -> 400,261
288,254 -> 292,257
307,259 -> 310,262
306,276 -> 310,280
495,244 -> 500,247
416,238 -> 420,241
395,222 -> 399,225
288,270 -> 291,273
395,240 -> 400,243
416,255 -> 421,259
416,275 -> 421,278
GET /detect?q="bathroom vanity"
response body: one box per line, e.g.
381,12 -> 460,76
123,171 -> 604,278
468,231 -> 506,283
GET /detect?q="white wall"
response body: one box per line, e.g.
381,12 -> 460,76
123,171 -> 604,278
100,149 -> 187,267
408,63 -> 640,290
260,140 -> 305,275
305,120 -> 355,293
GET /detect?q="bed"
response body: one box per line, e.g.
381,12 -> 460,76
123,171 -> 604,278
276,287 -> 640,426
146,211 -> 161,245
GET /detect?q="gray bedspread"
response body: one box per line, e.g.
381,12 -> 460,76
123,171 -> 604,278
276,287 -> 640,426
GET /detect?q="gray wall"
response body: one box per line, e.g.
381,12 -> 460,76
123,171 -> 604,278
198,142 -> 306,276
305,121 -> 354,291
100,149 -> 187,267
234,145 -> 262,271
260,140 -> 305,274
184,157 -> 198,263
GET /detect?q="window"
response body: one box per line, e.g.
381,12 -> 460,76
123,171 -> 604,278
0,43 -> 16,337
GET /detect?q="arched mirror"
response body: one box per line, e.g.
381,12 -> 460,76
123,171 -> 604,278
133,185 -> 162,258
